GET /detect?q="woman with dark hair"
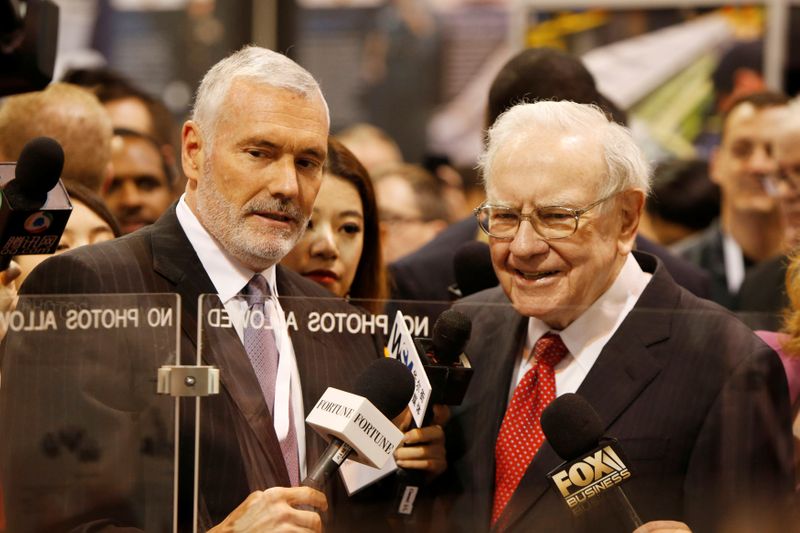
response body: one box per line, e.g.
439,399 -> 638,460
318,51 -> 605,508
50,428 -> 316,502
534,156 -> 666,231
282,137 -> 388,313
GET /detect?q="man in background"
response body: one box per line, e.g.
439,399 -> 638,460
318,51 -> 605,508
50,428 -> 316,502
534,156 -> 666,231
108,128 -> 174,234
64,68 -> 179,233
738,100 -> 800,329
677,91 -> 789,308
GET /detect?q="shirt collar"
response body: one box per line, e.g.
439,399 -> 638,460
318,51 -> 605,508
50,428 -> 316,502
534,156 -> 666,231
527,253 -> 651,366
175,194 -> 278,304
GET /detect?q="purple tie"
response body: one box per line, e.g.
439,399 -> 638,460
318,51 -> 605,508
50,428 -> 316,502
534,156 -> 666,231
242,275 -> 299,486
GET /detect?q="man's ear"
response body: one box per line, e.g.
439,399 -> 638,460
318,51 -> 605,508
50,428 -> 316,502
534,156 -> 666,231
181,121 -> 204,189
617,189 -> 646,255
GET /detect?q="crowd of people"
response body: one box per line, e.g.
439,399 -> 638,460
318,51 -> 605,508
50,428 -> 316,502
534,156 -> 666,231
0,39 -> 798,533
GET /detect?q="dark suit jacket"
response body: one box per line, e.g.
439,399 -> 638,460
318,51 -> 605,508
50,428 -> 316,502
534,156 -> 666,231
736,254 -> 789,331
0,207 -> 382,532
441,252 -> 794,533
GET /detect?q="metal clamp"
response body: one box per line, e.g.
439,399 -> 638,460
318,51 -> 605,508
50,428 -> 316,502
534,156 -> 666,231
157,365 -> 220,397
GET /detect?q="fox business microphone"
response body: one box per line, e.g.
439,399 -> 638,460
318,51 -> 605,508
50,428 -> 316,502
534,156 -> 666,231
303,357 -> 414,490
542,393 -> 642,530
0,136 -> 70,269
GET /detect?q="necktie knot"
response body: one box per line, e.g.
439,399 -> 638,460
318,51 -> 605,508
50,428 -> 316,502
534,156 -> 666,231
534,333 -> 568,368
243,274 -> 271,302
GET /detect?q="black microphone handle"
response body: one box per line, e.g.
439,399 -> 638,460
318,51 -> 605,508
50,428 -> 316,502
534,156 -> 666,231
301,438 -> 353,491
609,485 -> 643,530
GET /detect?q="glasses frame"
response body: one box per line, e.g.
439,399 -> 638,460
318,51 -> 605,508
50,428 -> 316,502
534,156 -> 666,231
474,193 -> 617,241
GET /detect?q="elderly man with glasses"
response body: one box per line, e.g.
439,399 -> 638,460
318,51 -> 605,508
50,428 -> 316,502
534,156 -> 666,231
437,101 -> 794,533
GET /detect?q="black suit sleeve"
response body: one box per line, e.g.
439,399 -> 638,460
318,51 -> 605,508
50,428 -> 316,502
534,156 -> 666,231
683,344 -> 795,532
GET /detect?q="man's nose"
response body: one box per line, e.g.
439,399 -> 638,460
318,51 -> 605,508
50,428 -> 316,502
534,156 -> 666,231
118,180 -> 142,207
750,144 -> 778,175
267,156 -> 301,199
508,219 -> 549,258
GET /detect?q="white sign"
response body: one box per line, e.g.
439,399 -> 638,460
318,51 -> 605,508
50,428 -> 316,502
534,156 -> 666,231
387,311 -> 432,427
305,387 -> 404,469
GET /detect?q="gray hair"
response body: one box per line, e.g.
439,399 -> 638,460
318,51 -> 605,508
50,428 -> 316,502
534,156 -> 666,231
478,100 -> 651,198
191,45 -> 329,139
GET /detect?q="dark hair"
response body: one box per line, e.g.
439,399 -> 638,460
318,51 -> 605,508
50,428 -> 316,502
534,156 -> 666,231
721,90 -> 789,139
62,67 -> 176,152
647,159 -> 720,231
64,181 -> 122,238
712,40 -> 763,96
326,137 -> 388,313
486,47 -> 627,128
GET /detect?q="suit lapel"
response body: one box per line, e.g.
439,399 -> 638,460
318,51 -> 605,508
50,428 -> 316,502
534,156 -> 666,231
498,253 -> 674,532
457,292 -> 528,528
150,207 -> 290,486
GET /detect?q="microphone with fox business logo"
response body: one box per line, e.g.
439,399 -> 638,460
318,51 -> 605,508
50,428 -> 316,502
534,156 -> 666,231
0,136 -> 71,269
541,393 -> 643,530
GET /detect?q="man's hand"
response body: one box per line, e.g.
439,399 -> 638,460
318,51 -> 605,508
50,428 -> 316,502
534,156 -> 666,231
633,521 -> 691,533
393,405 -> 450,479
208,486 -> 327,533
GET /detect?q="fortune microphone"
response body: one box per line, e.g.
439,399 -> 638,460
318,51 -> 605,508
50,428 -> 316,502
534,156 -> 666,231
541,393 -> 642,529
303,357 -> 414,490
0,136 -> 71,269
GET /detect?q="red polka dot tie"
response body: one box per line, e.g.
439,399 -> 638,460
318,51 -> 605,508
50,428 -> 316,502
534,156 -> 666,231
492,333 -> 568,525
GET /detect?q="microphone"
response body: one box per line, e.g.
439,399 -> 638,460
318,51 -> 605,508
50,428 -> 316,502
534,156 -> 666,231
393,309 -> 473,516
448,240 -> 498,298
541,393 -> 642,529
0,136 -> 71,269
303,357 -> 414,490
413,309 -> 474,411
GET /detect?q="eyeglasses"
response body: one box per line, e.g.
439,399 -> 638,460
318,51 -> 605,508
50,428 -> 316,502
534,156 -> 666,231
474,194 -> 616,240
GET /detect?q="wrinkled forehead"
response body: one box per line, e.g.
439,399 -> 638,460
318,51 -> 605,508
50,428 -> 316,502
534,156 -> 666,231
723,103 -> 787,141
487,129 -> 606,199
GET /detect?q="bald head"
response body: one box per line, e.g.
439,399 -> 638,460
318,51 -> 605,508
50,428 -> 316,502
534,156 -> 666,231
0,83 -> 113,191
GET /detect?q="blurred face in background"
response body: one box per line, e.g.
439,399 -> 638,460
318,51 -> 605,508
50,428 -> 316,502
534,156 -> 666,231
282,174 -> 364,297
105,135 -> 172,234
15,200 -> 116,288
711,103 -> 786,214
375,174 -> 446,263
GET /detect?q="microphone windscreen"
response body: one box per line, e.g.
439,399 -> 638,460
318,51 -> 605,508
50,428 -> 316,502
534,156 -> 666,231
431,309 -> 472,364
453,241 -> 498,297
11,136 -> 64,200
353,357 -> 414,420
541,393 -> 604,460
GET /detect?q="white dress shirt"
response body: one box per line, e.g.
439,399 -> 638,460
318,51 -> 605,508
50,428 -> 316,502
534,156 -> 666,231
509,253 -> 652,402
176,195 -> 307,478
